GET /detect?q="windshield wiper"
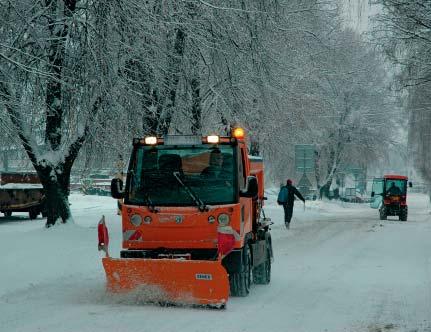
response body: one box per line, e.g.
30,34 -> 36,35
144,192 -> 159,213
172,172 -> 208,212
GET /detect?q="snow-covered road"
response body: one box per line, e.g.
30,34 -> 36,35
1,193 -> 430,332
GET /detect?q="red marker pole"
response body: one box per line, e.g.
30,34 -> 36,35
98,215 -> 109,257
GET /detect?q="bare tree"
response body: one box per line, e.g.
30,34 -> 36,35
0,0 -> 114,226
373,0 -> 431,196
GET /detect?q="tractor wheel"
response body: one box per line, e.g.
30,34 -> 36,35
399,209 -> 408,221
29,209 -> 38,220
253,245 -> 271,285
379,207 -> 387,220
4,211 -> 12,217
229,245 -> 252,297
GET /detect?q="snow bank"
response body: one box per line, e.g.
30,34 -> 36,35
0,183 -> 43,189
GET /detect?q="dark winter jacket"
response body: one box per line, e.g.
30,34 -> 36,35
280,184 -> 305,207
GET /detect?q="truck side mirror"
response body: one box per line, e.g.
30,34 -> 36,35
408,181 -> 412,188
111,178 -> 124,199
240,176 -> 258,198
371,191 -> 375,197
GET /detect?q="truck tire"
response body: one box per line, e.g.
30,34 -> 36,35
4,211 -> 12,217
229,245 -> 252,297
29,209 -> 38,220
399,209 -> 408,221
379,207 -> 387,220
253,245 -> 271,285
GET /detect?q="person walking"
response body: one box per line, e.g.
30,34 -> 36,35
277,179 -> 305,229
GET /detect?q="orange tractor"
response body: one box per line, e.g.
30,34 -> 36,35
99,128 -> 273,307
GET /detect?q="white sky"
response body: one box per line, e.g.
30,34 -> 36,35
340,0 -> 381,33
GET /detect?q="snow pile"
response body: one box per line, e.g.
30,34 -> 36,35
0,183 -> 43,189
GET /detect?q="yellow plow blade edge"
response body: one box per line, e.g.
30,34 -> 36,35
102,257 -> 229,306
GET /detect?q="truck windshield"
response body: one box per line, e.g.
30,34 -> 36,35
384,179 -> 406,195
127,145 -> 236,206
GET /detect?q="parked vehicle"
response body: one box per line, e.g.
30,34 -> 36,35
304,189 -> 317,201
0,172 -> 46,219
81,173 -> 112,196
341,188 -> 366,203
370,175 -> 412,221
98,128 -> 273,307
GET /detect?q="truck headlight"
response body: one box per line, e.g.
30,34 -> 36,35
144,136 -> 157,145
130,214 -> 142,226
217,213 -> 230,226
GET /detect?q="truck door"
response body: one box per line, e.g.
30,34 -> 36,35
370,178 -> 383,209
238,145 -> 252,236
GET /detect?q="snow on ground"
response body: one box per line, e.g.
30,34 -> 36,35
1,192 -> 430,332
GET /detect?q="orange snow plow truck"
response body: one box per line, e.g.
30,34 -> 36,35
99,128 -> 273,307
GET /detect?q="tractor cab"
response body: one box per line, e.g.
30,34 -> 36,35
370,175 -> 412,221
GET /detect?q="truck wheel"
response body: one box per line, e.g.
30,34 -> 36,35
29,210 -> 38,220
4,211 -> 12,217
379,207 -> 387,220
253,246 -> 271,285
399,209 -> 408,221
229,245 -> 252,297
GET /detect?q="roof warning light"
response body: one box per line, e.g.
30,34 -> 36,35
232,127 -> 245,139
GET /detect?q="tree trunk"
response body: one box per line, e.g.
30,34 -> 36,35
320,179 -> 332,200
41,175 -> 71,226
158,27 -> 186,135
45,0 -> 77,150
41,0 -> 76,225
190,77 -> 201,135
250,140 -> 260,156
3,149 -> 9,171
314,149 -> 320,195
320,143 -> 343,199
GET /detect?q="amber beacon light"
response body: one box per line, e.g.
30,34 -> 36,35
232,127 -> 245,139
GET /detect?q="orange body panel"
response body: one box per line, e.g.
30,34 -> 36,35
238,197 -> 253,236
122,203 -> 249,249
250,158 -> 264,201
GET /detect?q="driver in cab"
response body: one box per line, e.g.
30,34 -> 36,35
387,182 -> 402,196
201,149 -> 233,188
201,149 -> 223,178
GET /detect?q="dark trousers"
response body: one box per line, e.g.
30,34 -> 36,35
283,204 -> 293,224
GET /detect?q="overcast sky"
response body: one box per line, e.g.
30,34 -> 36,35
341,0 -> 381,33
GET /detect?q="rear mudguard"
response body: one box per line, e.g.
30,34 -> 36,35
102,257 -> 229,306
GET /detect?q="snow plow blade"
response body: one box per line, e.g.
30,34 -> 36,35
102,257 -> 229,306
